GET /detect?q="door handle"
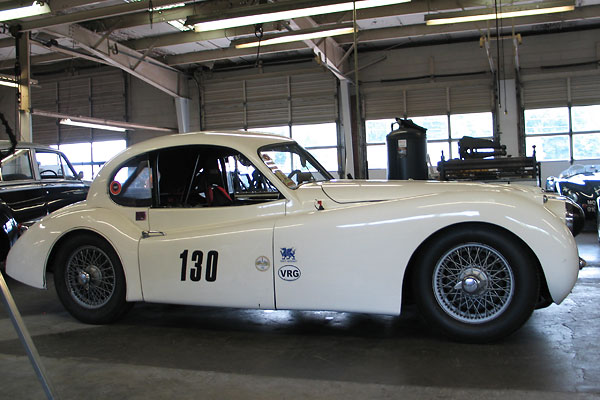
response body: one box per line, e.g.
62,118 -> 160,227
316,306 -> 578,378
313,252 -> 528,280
142,231 -> 165,239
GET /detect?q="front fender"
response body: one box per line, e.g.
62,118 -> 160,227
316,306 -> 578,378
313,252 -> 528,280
404,191 -> 579,304
6,205 -> 144,302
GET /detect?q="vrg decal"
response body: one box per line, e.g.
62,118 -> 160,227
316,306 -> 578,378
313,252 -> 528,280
278,265 -> 301,281
179,250 -> 218,282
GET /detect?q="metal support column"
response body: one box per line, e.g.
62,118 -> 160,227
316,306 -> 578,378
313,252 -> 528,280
175,96 -> 190,133
339,80 -> 354,178
14,29 -> 32,142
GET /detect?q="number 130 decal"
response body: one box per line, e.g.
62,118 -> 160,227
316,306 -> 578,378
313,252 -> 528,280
179,250 -> 218,282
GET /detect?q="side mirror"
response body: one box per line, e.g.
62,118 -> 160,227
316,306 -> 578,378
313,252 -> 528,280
77,171 -> 84,180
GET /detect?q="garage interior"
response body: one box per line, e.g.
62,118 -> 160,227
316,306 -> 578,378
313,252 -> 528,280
0,0 -> 600,398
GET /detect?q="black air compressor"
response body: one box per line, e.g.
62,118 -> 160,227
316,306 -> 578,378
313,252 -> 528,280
386,118 -> 428,180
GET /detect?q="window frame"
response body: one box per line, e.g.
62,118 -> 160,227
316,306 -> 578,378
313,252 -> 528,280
524,105 -> 600,162
365,112 -> 495,169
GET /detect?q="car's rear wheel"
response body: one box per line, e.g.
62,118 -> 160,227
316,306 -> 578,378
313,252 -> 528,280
54,233 -> 131,324
413,225 -> 539,343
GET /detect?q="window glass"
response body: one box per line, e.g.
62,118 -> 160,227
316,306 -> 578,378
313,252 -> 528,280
59,154 -> 76,179
92,140 -> 126,163
427,142 -> 451,164
0,149 -> 33,181
59,143 -> 92,164
525,107 -> 569,135
525,135 -> 569,161
365,119 -> 395,144
307,148 -> 338,172
37,151 -> 74,179
292,123 -> 337,147
572,105 -> 600,132
450,112 -> 493,139
412,115 -> 448,140
366,144 -> 387,169
155,146 -> 280,208
260,143 -> 333,189
110,155 -> 152,207
573,133 -> 600,160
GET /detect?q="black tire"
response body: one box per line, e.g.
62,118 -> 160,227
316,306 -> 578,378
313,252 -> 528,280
412,225 -> 539,343
54,233 -> 132,324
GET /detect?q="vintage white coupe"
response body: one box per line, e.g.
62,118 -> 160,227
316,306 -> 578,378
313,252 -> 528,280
6,131 -> 583,342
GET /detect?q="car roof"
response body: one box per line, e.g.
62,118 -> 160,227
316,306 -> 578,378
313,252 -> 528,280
0,140 -> 60,152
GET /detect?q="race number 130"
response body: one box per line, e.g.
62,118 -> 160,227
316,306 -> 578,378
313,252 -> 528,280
179,250 -> 218,282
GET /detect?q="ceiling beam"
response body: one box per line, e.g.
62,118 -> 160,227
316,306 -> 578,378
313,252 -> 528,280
42,24 -> 187,98
289,17 -> 350,80
17,0 -> 195,32
123,23 -> 282,52
166,41 -> 307,65
334,4 -> 600,45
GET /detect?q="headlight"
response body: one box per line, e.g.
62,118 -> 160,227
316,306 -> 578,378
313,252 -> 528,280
565,198 -> 584,237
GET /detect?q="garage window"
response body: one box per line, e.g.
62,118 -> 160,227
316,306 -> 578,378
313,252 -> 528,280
366,112 -> 494,169
525,105 -> 600,161
56,140 -> 126,179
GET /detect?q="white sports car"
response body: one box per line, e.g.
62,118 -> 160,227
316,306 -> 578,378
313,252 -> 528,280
6,131 -> 584,342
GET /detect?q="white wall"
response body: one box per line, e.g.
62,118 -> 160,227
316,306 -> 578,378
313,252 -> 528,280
127,76 -> 200,146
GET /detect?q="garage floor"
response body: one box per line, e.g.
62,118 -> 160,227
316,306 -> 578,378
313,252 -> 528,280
1,234 -> 599,400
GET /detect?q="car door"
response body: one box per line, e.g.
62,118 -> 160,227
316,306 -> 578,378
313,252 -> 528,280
138,145 -> 285,309
34,150 -> 88,213
0,148 -> 47,222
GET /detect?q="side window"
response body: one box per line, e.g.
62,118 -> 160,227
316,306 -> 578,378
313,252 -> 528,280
110,155 -> 152,207
36,151 -> 74,179
0,149 -> 33,181
154,145 -> 281,208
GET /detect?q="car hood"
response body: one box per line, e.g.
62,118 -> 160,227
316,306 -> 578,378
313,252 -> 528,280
317,180 -> 543,204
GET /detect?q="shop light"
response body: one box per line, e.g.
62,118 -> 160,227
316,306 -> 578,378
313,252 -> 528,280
0,79 -> 18,88
60,119 -> 128,132
235,25 -> 355,49
189,0 -> 410,32
0,1 -> 51,22
425,1 -> 575,25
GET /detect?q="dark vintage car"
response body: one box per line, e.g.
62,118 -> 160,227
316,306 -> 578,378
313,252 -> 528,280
546,164 -> 600,218
0,141 -> 89,260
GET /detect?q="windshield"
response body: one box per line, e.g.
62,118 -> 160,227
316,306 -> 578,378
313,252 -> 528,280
258,143 -> 333,189
559,164 -> 600,179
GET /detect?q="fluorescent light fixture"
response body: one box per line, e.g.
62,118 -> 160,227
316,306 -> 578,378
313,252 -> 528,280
190,0 -> 410,32
60,119 -> 128,132
426,2 -> 575,25
0,1 -> 51,22
235,26 -> 355,48
0,79 -> 18,88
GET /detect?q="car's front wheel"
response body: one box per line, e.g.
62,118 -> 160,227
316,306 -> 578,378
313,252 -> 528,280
413,225 -> 539,343
54,233 -> 131,324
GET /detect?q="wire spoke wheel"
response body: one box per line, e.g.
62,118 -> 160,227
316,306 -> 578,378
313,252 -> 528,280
65,245 -> 116,309
432,243 -> 515,324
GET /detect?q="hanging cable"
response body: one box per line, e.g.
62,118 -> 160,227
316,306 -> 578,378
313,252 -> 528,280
254,23 -> 264,68
494,0 -> 501,110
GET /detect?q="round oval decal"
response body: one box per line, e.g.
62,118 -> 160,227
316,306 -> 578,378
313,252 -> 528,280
278,265 -> 301,281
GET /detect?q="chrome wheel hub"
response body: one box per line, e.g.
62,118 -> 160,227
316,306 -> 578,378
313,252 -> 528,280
433,243 -> 515,324
455,267 -> 488,295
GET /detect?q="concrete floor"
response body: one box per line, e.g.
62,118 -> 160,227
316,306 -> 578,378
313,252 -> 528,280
1,234 -> 599,399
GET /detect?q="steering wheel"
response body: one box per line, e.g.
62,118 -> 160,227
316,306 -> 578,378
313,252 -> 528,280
287,169 -> 302,181
40,169 -> 58,177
